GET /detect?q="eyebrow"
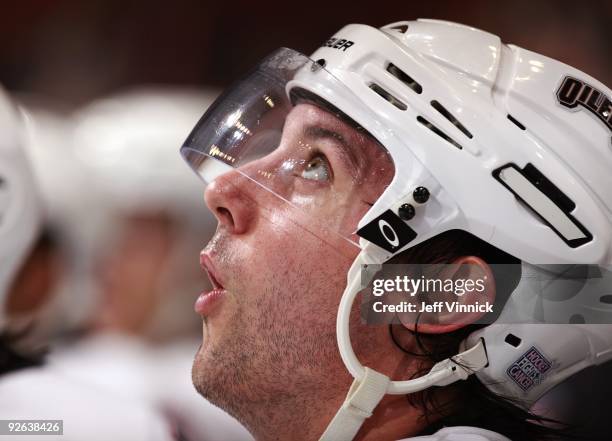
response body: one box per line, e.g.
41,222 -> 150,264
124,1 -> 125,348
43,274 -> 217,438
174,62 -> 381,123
303,125 -> 361,179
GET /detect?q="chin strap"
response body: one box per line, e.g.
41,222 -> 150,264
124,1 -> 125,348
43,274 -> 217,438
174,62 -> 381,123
319,367 -> 390,441
319,340 -> 488,441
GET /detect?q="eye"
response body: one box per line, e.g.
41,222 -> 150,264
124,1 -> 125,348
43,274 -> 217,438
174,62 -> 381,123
301,154 -> 331,181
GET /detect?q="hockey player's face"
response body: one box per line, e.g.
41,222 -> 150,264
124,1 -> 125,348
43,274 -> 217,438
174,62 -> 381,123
192,103 -> 394,411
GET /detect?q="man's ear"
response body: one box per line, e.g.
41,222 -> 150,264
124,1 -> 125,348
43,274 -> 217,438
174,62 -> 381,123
401,255 -> 496,334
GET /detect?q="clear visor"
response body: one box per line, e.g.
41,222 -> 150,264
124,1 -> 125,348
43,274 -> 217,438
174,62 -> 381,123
181,48 -> 395,256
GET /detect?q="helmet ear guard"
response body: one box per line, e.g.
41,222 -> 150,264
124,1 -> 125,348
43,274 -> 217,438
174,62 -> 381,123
466,323 -> 612,409
463,263 -> 612,408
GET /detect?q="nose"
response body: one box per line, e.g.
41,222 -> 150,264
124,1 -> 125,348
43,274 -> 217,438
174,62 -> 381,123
204,169 -> 256,235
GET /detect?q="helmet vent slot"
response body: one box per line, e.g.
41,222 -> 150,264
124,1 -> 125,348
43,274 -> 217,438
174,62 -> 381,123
368,83 -> 407,110
504,333 -> 522,347
389,24 -> 409,34
430,100 -> 473,139
386,63 -> 422,94
416,116 -> 463,150
507,114 -> 526,131
493,163 -> 592,248
521,164 -> 575,212
600,295 -> 612,304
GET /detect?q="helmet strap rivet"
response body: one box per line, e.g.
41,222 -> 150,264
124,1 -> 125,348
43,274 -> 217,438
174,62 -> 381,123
413,186 -> 430,204
398,203 -> 416,220
311,59 -> 326,72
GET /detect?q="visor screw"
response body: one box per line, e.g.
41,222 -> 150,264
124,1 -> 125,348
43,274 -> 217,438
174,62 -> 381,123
311,59 -> 326,72
413,186 -> 430,204
398,203 -> 416,221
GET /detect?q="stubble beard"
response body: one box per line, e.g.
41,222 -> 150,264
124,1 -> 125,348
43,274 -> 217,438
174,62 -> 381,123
191,257 -> 350,438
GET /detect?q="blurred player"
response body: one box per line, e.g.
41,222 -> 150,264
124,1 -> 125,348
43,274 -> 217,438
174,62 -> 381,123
22,88 -> 253,441
0,85 -> 175,441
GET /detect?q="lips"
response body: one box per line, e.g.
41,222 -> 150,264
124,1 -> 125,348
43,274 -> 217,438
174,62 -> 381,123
200,253 -> 225,290
196,253 -> 227,316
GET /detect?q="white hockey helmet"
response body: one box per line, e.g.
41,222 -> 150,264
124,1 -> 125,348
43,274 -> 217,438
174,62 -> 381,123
0,87 -> 42,330
21,88 -> 219,338
180,19 -> 612,440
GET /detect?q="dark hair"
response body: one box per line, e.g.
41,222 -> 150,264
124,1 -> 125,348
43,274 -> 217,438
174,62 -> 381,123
389,229 -> 594,441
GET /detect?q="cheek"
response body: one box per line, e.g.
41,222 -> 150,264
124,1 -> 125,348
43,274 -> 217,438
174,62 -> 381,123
239,215 -> 354,311
231,190 -> 361,318
265,202 -> 357,253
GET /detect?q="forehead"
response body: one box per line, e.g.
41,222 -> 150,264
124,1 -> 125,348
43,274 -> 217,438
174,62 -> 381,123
286,102 -> 372,143
286,102 -> 349,129
284,103 -> 393,168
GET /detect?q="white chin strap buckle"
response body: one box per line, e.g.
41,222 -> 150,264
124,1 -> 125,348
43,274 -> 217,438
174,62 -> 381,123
319,368 -> 390,441
319,339 -> 488,441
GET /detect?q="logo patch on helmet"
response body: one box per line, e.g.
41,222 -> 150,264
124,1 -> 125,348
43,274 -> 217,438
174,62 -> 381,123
507,346 -> 552,391
356,209 -> 417,253
321,37 -> 355,52
556,76 -> 612,139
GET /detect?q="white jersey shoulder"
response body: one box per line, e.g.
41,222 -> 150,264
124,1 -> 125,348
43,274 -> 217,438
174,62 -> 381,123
0,367 -> 174,441
402,426 -> 511,441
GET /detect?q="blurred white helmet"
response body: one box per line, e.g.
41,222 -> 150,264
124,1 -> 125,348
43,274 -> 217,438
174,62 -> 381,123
72,87 -> 219,218
20,98 -> 102,336
25,87 -> 219,339
73,87 -> 220,339
0,86 -> 42,330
